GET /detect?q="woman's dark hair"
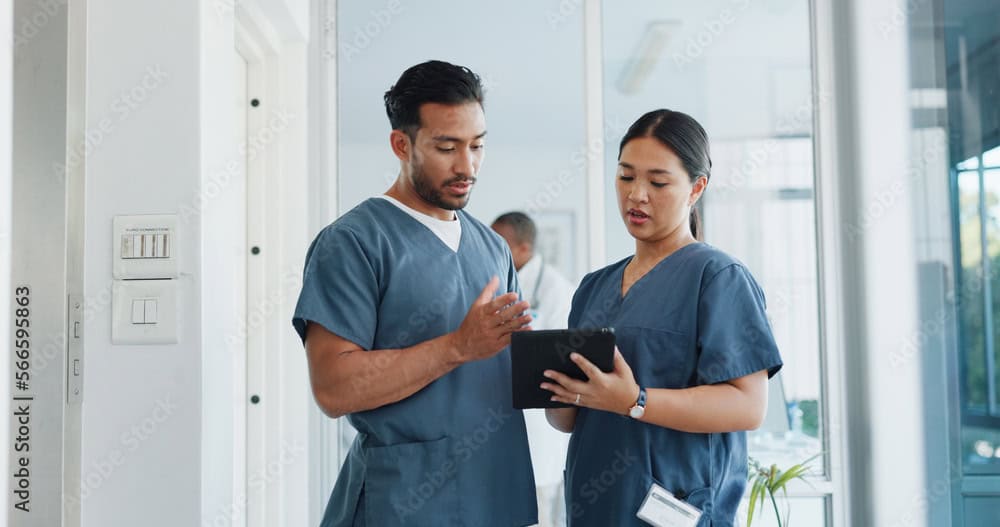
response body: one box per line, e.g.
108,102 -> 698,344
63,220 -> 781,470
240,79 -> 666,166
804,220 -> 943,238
617,109 -> 712,240
384,60 -> 484,140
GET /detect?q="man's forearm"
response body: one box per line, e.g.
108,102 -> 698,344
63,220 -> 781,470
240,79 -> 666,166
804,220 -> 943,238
311,334 -> 464,418
545,407 -> 577,433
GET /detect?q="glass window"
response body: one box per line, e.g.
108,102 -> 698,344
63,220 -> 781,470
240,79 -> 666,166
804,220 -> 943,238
984,147 -> 1000,169
914,0 -> 1000,513
958,170 -> 985,413
958,167 -> 1000,473
958,156 -> 981,171
941,0 -> 1000,482
987,170 -> 1000,416
600,0 -> 823,474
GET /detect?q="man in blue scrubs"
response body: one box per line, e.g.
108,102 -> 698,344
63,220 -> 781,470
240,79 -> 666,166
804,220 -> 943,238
293,61 -> 538,526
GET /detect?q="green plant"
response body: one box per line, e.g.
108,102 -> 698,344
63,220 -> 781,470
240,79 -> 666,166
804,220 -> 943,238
746,455 -> 817,527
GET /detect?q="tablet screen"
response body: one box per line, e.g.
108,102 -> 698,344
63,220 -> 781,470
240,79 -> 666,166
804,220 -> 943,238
510,328 -> 616,409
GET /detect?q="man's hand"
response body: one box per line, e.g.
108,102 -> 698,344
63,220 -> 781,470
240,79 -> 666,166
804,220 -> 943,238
447,276 -> 532,363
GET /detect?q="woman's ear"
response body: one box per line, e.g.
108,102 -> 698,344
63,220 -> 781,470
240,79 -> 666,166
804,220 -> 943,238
389,130 -> 411,162
689,175 -> 709,206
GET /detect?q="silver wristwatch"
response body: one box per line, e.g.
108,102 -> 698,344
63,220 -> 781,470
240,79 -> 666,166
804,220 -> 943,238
628,386 -> 647,419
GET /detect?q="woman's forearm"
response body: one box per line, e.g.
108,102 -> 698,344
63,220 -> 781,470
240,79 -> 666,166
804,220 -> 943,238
637,371 -> 769,433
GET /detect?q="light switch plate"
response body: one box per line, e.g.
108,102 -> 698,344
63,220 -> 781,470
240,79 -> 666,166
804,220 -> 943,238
113,214 -> 178,279
112,279 -> 178,344
68,294 -> 84,403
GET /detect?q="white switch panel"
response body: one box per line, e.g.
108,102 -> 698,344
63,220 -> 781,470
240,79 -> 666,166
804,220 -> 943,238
112,280 -> 178,344
68,295 -> 84,403
113,214 -> 178,279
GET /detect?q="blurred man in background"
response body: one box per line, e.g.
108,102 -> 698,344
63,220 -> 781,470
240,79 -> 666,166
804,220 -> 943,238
492,211 -> 576,527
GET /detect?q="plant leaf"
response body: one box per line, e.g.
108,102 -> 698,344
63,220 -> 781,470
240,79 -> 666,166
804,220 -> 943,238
772,463 -> 810,491
746,454 -> 820,526
757,478 -> 769,514
748,478 -> 761,526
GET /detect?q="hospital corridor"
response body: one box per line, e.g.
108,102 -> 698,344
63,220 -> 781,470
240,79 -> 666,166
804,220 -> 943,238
2,0 -> 1000,526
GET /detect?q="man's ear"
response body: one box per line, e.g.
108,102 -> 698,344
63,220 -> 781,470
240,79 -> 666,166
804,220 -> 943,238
517,242 -> 533,260
390,130 -> 411,162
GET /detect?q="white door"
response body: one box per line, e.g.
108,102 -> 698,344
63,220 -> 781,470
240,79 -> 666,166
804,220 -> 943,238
239,38 -> 274,527
232,45 -> 251,527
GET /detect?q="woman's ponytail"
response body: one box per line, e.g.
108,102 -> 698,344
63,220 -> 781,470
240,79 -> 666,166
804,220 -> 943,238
690,207 -> 702,241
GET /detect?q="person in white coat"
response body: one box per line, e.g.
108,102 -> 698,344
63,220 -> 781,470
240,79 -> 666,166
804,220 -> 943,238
492,211 -> 576,527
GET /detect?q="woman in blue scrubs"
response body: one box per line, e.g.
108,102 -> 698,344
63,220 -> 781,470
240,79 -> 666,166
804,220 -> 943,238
543,109 -> 782,526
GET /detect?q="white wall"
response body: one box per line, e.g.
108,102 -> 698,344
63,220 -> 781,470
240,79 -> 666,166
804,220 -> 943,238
1,0 -> 13,520
78,0 -> 311,525
81,1 -> 202,525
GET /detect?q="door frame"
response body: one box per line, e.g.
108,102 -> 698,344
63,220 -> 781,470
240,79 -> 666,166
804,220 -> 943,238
307,1 -> 343,525
231,4 -> 311,527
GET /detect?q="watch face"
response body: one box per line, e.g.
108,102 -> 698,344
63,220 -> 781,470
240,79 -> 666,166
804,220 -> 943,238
629,406 -> 645,419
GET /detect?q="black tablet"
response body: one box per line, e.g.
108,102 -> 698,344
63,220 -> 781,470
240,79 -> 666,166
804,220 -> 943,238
510,328 -> 616,409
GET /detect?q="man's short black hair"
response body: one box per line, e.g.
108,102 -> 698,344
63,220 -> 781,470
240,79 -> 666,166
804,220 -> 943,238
384,60 -> 484,139
492,211 -> 536,247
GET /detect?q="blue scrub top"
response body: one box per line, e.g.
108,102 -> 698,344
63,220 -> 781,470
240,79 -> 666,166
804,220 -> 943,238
293,198 -> 537,527
564,243 -> 782,527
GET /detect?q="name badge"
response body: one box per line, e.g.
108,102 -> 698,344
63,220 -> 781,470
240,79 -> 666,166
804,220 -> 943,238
636,483 -> 702,527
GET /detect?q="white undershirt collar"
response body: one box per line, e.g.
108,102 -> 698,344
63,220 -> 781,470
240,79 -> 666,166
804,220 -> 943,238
376,195 -> 462,252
